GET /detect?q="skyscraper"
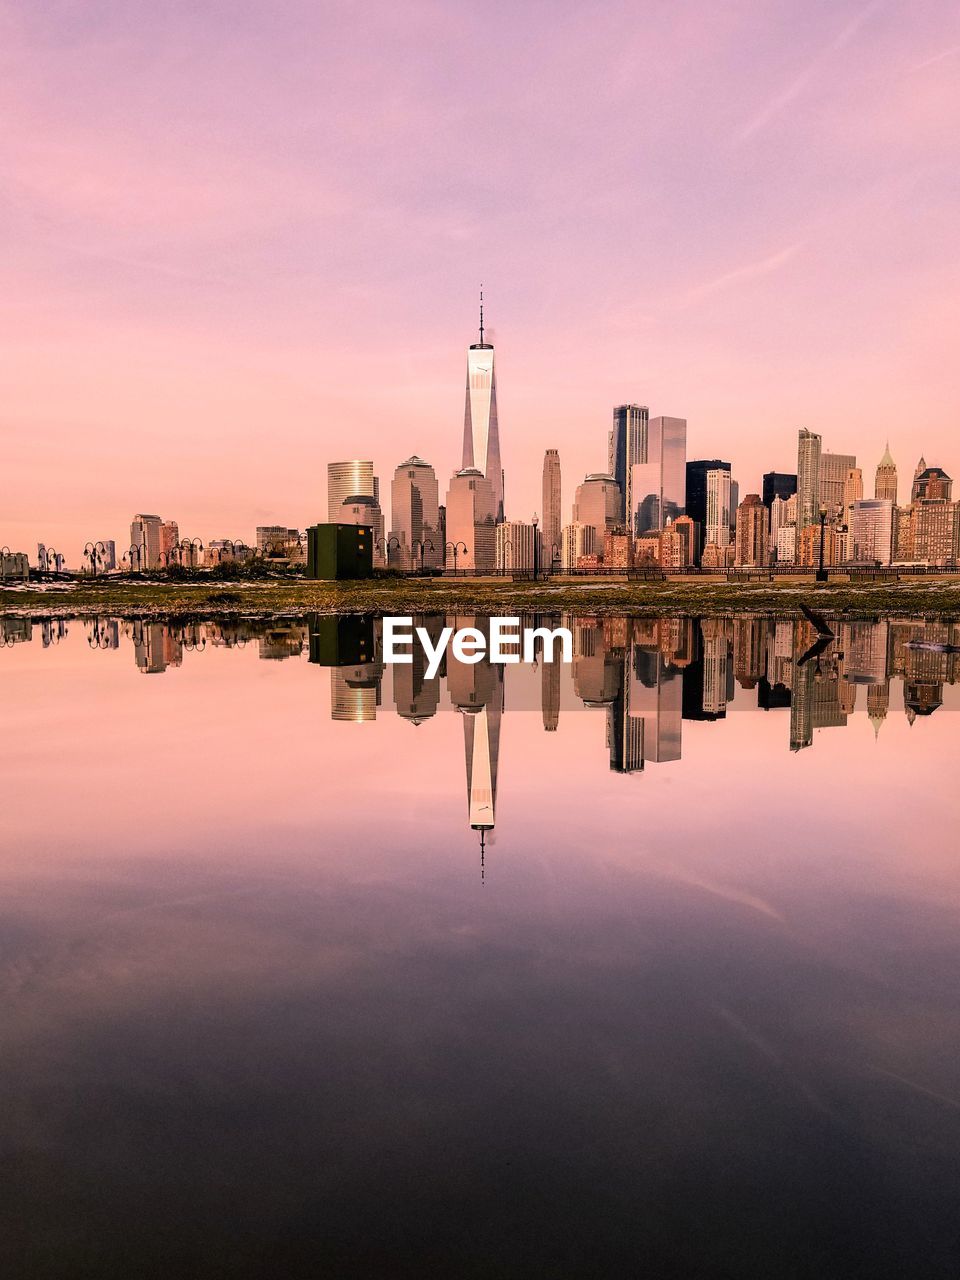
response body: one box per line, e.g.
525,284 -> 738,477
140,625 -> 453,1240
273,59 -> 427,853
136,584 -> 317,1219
130,514 -> 163,569
495,521 -> 535,572
390,455 -> 440,569
444,468 -> 496,571
541,449 -> 562,567
842,467 -> 863,528
686,460 -> 730,561
819,452 -> 857,515
875,443 -> 898,504
462,291 -> 504,523
328,461 -> 378,521
572,474 -> 621,551
610,405 -> 649,525
797,429 -> 822,529
630,416 -> 687,537
705,468 -> 732,551
850,500 -> 894,565
769,492 -> 798,559
734,494 -> 767,567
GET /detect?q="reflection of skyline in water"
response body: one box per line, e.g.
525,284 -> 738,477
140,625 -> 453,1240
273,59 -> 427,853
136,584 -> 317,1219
4,611 -> 958,846
3,609 -> 960,1277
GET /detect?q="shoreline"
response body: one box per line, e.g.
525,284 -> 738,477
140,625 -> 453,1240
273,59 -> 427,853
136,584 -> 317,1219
3,575 -> 960,620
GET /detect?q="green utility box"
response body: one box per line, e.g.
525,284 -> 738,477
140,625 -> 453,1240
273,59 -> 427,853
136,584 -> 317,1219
306,523 -> 373,580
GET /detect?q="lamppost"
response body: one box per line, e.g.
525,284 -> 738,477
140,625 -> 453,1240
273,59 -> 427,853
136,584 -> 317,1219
446,541 -> 468,575
46,547 -> 64,576
213,539 -> 238,565
181,624 -> 206,651
412,539 -> 435,575
83,542 -> 107,577
816,504 -> 829,583
551,542 -> 561,573
375,535 -> 401,567
87,617 -> 114,649
125,544 -> 144,573
532,512 -> 539,580
500,537 -> 513,576
176,538 -> 202,569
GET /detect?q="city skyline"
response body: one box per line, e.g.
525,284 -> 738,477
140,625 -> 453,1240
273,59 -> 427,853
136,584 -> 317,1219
3,2 -> 959,564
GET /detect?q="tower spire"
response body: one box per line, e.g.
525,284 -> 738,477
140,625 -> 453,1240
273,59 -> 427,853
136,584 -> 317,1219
479,284 -> 484,345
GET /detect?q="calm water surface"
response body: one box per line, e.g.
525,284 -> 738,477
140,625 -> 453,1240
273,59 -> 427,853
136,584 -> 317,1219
2,613 -> 959,1278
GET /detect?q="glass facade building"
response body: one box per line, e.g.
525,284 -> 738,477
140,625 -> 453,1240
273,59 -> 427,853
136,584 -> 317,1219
611,405 -> 649,526
630,416 -> 687,537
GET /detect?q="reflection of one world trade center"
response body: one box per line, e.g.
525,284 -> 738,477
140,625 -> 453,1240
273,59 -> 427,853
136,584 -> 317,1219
446,617 -> 504,871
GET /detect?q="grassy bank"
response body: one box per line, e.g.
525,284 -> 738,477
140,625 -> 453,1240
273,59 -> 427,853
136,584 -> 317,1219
2,575 -> 960,620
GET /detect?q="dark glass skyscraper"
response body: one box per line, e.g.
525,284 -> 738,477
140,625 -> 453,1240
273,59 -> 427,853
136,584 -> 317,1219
762,471 -> 797,509
686,459 -> 731,560
611,405 -> 649,526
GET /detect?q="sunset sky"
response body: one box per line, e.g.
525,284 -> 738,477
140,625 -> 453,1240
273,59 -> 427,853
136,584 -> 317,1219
2,0 -> 959,561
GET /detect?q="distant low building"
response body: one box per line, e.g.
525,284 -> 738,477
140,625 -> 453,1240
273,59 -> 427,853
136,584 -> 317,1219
635,531 -> 662,563
602,530 -> 632,569
799,522 -> 839,567
660,515 -> 694,568
0,550 -> 29,581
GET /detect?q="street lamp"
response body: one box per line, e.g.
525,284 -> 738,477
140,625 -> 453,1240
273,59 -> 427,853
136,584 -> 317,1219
551,542 -> 561,572
82,542 -> 107,577
375,535 -> 401,567
500,537 -> 513,576
87,617 -> 114,649
181,624 -> 206,651
126,544 -> 145,573
412,539 -> 435,575
212,539 -> 240,566
532,512 -> 539,580
45,547 -> 64,576
446,541 -> 468,574
816,504 -> 829,583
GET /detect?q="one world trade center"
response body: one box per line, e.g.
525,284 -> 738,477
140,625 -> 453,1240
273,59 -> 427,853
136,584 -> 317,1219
461,290 -> 504,523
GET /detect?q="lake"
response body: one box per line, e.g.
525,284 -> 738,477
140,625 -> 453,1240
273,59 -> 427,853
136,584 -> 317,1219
2,612 -> 959,1278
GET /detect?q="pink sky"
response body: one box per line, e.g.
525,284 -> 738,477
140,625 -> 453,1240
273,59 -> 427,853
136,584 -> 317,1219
2,0 -> 959,562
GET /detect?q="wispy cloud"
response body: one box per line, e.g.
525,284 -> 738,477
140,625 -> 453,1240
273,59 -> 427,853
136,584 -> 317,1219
908,43 -> 960,73
684,242 -> 803,303
732,0 -> 885,144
